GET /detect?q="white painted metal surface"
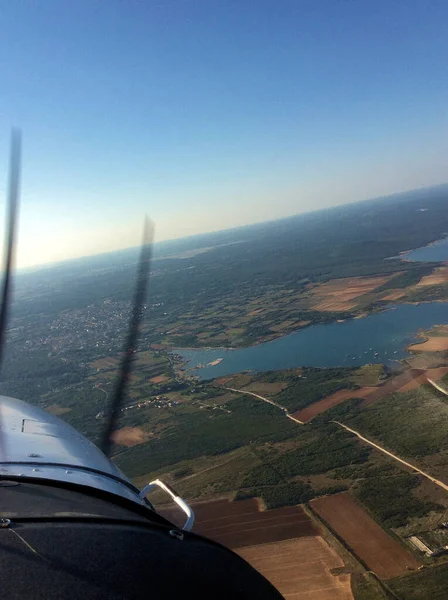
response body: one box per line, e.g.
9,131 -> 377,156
139,479 -> 195,530
0,395 -> 147,506
427,377 -> 448,396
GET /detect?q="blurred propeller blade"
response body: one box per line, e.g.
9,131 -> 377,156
100,217 -> 153,456
0,129 -> 21,372
0,129 -> 22,457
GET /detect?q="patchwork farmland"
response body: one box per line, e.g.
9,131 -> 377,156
311,492 -> 420,578
164,498 -> 354,599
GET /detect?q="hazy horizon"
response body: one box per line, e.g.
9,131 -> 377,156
1,2 -> 448,268
15,181 -> 448,273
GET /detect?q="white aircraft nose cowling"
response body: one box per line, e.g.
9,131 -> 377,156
0,395 -> 147,506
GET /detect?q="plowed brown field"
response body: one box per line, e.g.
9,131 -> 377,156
238,537 -> 353,600
292,388 -> 375,422
310,275 -> 397,312
416,266 -> 448,286
381,290 -> 406,301
161,499 -> 354,599
149,375 -> 169,383
362,367 -> 448,404
291,367 -> 448,421
397,367 -> 448,392
192,499 -> 317,548
407,337 -> 448,352
111,426 -> 150,447
311,493 -> 419,578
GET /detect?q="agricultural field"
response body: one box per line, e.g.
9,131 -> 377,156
381,290 -> 406,301
353,472 -> 442,530
309,274 -> 398,312
175,498 -> 354,599
215,365 -> 386,418
311,493 -> 420,578
111,426 -> 150,447
154,489 -> 447,598
89,350 -> 172,384
293,388 -> 374,422
412,337 -> 448,352
116,361 -> 447,539
293,366 -> 448,421
368,265 -> 448,308
259,367 -> 360,414
408,326 -> 448,352
415,266 -> 448,287
239,538 -> 353,600
193,499 -> 316,548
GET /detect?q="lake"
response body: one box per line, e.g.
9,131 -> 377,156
175,302 -> 448,380
406,236 -> 448,262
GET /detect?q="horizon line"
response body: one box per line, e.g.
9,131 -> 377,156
15,181 -> 448,275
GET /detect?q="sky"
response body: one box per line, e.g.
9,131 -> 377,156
0,0 -> 448,268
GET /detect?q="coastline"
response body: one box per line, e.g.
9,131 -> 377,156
161,232 -> 448,379
397,234 -> 448,263
406,323 -> 448,353
155,234 -> 448,365
405,330 -> 431,352
168,302 -> 448,381
162,295 -> 448,363
169,302 -> 419,358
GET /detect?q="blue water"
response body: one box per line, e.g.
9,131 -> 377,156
406,237 -> 448,262
175,303 -> 448,380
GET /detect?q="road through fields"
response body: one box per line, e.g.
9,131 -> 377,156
333,421 -> 448,492
223,386 -> 447,491
224,387 -> 304,423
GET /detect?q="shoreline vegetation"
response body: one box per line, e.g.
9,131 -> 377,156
397,234 -> 448,260
406,323 -> 448,353
162,234 -> 448,379
167,314 -> 448,382
144,207 -> 448,358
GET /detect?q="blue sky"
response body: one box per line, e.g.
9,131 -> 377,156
1,0 -> 448,267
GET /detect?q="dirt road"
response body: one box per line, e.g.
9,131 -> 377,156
333,421 -> 448,492
224,387 -> 304,424
222,387 -> 447,491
